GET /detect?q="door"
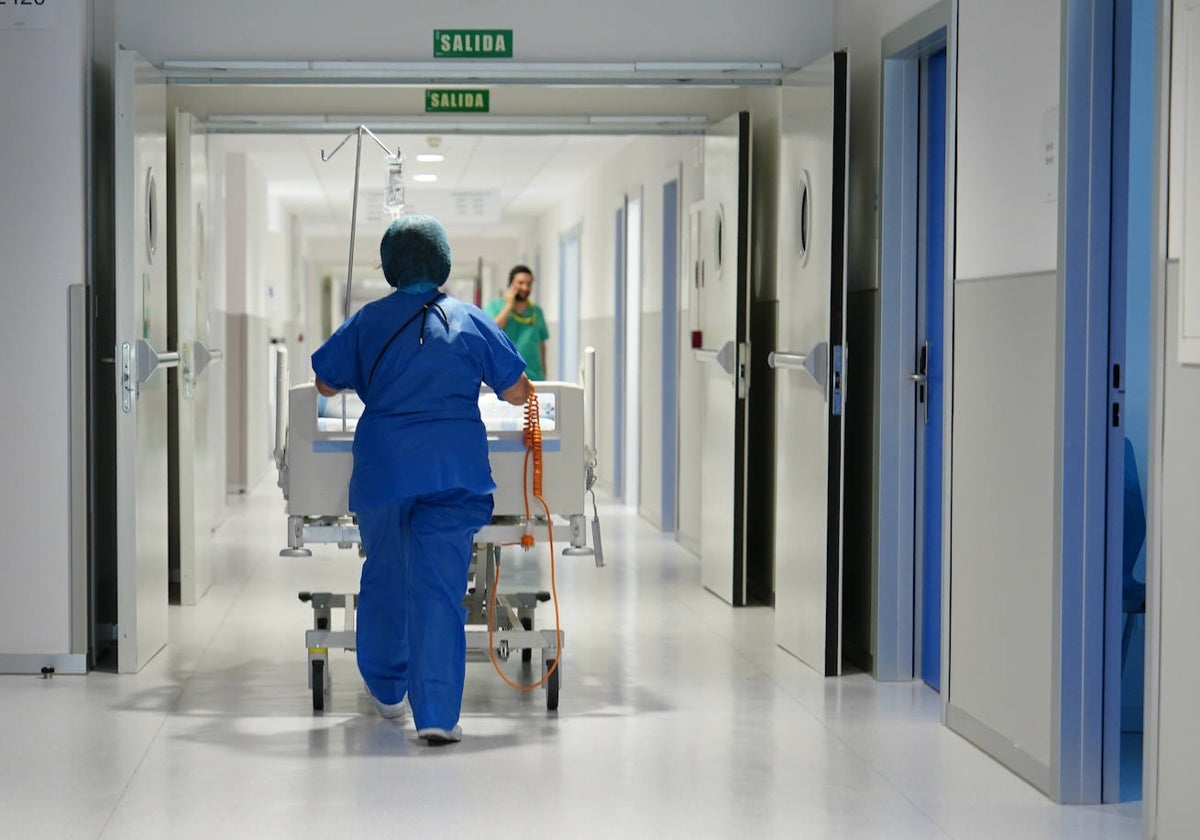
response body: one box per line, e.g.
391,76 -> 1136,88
918,49 -> 948,690
770,52 -> 849,674
170,109 -> 222,605
624,193 -> 644,510
661,176 -> 681,532
696,111 -> 752,605
113,47 -> 173,672
612,206 -> 625,498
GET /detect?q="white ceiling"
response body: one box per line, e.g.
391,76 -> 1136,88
217,131 -> 640,241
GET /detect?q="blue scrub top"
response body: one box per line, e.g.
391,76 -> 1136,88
311,291 -> 526,512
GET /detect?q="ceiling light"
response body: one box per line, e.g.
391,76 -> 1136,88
413,174 -> 438,183
417,153 -> 445,163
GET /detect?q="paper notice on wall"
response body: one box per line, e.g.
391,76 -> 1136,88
1040,107 -> 1059,203
0,0 -> 55,29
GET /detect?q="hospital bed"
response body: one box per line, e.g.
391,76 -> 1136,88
273,346 -> 602,712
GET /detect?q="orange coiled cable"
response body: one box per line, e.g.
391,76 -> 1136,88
487,384 -> 563,692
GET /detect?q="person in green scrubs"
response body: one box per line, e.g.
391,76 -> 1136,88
484,264 -> 549,380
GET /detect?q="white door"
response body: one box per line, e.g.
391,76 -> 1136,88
114,47 -> 172,672
170,110 -> 221,605
770,52 -> 850,675
696,112 -> 752,605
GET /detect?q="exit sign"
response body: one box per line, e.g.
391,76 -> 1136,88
433,29 -> 513,59
425,90 -> 490,113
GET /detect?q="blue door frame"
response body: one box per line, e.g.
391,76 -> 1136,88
875,14 -> 950,686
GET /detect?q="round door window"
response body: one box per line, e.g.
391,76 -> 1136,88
145,168 -> 158,264
714,205 -> 726,276
797,171 -> 812,264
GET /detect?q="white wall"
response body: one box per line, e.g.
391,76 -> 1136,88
222,151 -> 282,490
0,2 -> 88,659
956,3 -> 1062,280
946,0 -> 1061,790
1156,265 -> 1200,838
529,136 -> 700,533
1155,0 -> 1200,832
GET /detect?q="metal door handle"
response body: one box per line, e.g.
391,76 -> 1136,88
768,341 -> 828,391
908,373 -> 927,384
121,338 -> 180,412
768,351 -> 809,370
135,339 -> 179,383
192,341 -> 225,379
693,340 -> 737,377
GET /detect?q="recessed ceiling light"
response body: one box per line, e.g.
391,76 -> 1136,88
413,174 -> 438,183
416,153 -> 445,163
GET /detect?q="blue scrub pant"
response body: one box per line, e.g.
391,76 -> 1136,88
355,489 -> 494,731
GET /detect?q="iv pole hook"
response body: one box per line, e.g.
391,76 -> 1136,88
321,125 -> 398,319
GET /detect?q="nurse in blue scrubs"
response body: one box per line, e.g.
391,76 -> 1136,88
312,214 -> 530,744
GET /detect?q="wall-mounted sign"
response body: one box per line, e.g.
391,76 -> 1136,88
0,0 -> 55,29
425,89 -> 490,113
433,29 -> 513,59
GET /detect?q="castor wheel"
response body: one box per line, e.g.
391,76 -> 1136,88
545,659 -> 560,711
311,660 -> 325,711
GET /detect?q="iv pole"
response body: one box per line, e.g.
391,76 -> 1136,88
320,125 -> 402,428
320,125 -> 403,319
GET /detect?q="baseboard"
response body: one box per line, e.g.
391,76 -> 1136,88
0,653 -> 88,675
946,702 -> 1052,796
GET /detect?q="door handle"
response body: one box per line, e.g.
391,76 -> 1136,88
135,339 -> 179,383
693,340 -> 737,377
912,340 -> 929,425
768,341 -> 828,392
182,341 -> 225,399
121,339 -> 180,412
192,341 -> 224,380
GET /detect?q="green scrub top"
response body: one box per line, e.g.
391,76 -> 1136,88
483,298 -> 549,380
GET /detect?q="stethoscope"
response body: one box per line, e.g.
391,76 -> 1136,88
366,290 -> 448,390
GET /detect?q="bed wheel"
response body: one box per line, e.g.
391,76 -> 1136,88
311,660 -> 325,711
546,659 -> 560,711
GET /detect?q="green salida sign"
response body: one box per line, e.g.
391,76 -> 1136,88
433,29 -> 513,58
425,89 -> 490,113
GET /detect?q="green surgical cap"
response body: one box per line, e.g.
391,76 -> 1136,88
380,214 -> 452,294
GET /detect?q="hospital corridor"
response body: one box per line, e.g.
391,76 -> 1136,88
5,1 -> 1200,838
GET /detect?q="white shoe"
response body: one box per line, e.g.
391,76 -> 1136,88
373,697 -> 407,720
417,725 -> 463,744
